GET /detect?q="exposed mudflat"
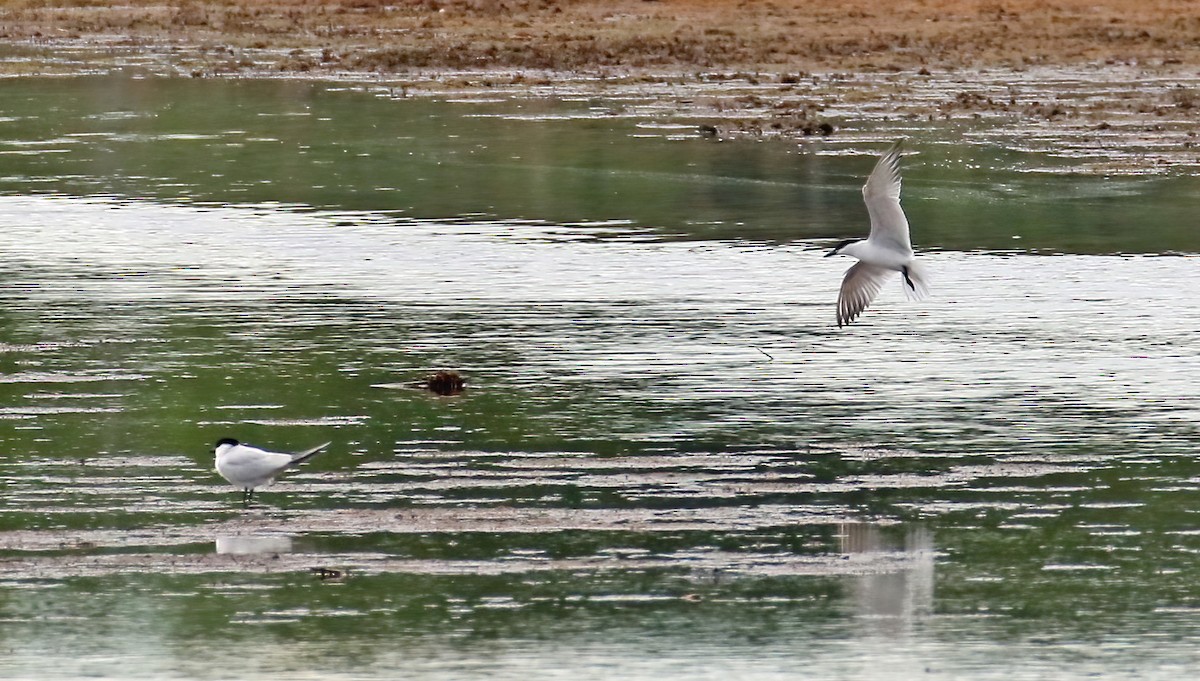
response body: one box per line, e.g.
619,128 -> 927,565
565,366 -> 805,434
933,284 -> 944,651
1,0 -> 1198,171
0,509 -> 927,581
0,440 -> 1119,583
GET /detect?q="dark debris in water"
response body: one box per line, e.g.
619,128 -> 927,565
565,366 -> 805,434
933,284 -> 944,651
422,370 -> 466,396
310,566 -> 348,581
372,370 -> 468,395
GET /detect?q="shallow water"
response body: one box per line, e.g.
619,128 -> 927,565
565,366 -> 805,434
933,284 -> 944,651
2,76 -> 1200,679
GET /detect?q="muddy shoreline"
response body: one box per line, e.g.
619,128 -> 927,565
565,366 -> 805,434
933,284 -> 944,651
0,506 -> 916,580
1,0 -> 1198,171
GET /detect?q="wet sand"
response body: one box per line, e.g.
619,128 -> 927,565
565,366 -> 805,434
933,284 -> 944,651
3,0 -> 1197,73
0,505 -> 920,579
1,0 -> 1198,168
0,440 -> 1089,581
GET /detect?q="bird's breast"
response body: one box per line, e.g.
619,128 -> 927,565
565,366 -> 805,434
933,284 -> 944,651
849,241 -> 913,269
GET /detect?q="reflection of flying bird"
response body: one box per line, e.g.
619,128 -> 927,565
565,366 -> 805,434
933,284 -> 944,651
825,141 -> 929,327
214,438 -> 330,504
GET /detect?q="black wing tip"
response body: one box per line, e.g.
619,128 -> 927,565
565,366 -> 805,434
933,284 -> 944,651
875,139 -> 905,167
883,139 -> 904,163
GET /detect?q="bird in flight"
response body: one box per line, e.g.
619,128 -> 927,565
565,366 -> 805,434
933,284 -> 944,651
214,437 -> 330,505
825,140 -> 929,327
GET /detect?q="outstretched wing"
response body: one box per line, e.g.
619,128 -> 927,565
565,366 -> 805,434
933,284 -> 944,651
862,140 -> 912,253
838,261 -> 893,327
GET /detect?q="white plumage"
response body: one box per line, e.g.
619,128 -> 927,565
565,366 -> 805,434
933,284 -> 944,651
825,140 -> 930,327
214,438 -> 330,503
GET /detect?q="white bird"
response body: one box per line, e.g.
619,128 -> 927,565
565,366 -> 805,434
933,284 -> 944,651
825,140 -> 929,327
213,437 -> 330,504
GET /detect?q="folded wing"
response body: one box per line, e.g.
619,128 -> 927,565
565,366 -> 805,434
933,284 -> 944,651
289,441 -> 331,466
221,445 -> 293,483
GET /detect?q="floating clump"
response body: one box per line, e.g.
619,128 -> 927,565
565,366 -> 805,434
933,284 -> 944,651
424,370 -> 466,396
310,567 -> 346,581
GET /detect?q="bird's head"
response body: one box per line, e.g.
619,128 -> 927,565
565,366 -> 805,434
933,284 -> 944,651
825,239 -> 861,257
214,437 -> 240,452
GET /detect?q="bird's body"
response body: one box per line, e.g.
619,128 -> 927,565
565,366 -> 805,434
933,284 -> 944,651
214,438 -> 330,504
825,140 -> 929,326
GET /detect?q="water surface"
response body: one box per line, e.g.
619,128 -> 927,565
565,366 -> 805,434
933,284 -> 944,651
2,76 -> 1200,680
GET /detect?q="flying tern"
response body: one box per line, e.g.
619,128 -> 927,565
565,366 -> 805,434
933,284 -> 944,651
825,140 -> 929,326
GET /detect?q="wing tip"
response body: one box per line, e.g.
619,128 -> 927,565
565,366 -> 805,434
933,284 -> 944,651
836,309 -> 862,327
291,441 -> 332,464
864,139 -> 907,197
882,139 -> 904,168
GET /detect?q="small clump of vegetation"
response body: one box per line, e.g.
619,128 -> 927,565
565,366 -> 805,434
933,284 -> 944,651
424,370 -> 466,396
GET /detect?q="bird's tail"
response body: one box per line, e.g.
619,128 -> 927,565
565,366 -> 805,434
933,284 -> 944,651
289,441 -> 331,466
901,260 -> 931,301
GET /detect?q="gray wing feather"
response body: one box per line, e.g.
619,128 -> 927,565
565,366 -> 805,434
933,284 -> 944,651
838,262 -> 893,327
289,441 -> 331,466
862,140 -> 912,253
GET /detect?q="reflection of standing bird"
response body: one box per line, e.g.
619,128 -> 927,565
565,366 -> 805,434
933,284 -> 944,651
214,438 -> 330,505
825,141 -> 930,327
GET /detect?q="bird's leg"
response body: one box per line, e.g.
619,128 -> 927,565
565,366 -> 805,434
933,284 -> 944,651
902,266 -> 916,291
242,487 -> 253,507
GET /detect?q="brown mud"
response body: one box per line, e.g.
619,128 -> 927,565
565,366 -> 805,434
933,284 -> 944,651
0,1 -> 1198,169
0,506 -> 920,580
2,0 -> 1197,74
0,447 -> 1079,581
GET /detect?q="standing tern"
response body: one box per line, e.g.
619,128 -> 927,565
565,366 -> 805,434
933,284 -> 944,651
214,437 -> 330,505
825,140 -> 929,327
